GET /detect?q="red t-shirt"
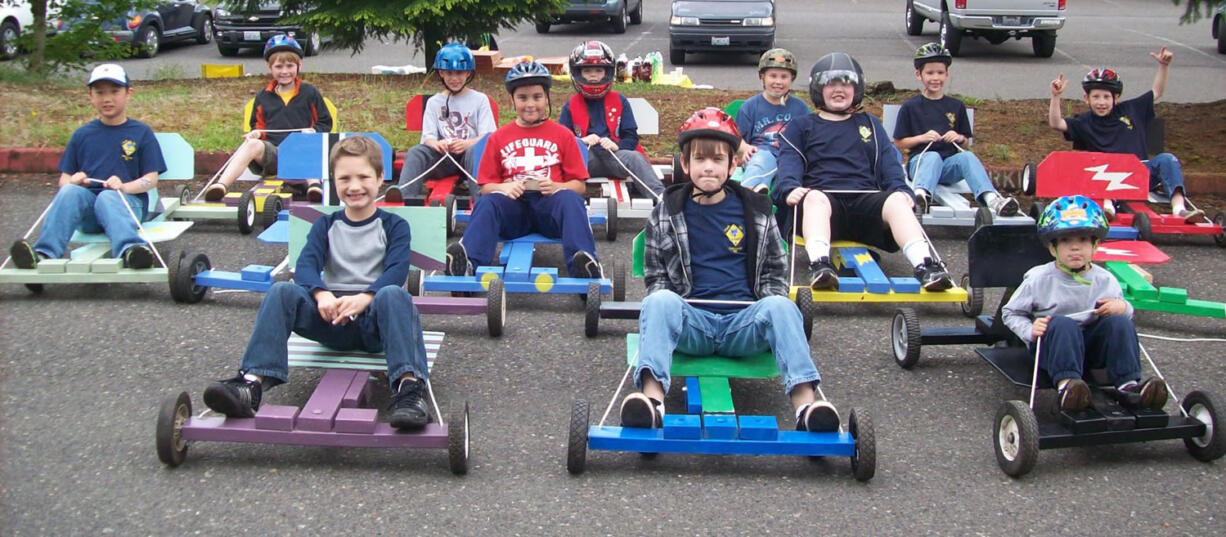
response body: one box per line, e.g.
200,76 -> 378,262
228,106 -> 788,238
477,120 -> 590,185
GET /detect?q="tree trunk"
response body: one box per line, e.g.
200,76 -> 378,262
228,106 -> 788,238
422,26 -> 443,70
28,0 -> 47,73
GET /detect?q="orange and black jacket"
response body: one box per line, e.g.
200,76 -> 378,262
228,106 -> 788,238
249,78 -> 332,145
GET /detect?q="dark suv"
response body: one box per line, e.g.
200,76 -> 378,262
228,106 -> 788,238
536,0 -> 644,34
668,0 -> 775,65
213,1 -> 322,57
104,0 -> 214,58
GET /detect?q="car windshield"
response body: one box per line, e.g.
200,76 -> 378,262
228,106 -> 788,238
672,1 -> 773,18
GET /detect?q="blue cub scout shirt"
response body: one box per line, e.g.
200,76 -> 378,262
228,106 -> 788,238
59,118 -> 167,212
684,194 -> 755,313
1064,91 -> 1155,161
893,95 -> 973,160
735,94 -> 811,154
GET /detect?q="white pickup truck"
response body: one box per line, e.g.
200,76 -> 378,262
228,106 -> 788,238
905,0 -> 1067,58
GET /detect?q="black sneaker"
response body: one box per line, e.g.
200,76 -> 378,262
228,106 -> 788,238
620,393 -> 662,428
989,195 -> 1020,217
914,191 -> 930,216
203,375 -> 262,418
383,186 -> 404,205
445,242 -> 472,277
570,250 -> 603,280
306,184 -> 324,203
122,244 -> 155,269
914,257 -> 953,291
1118,377 -> 1169,409
389,377 -> 430,430
796,400 -> 840,432
1058,378 -> 1091,412
10,239 -> 39,269
809,257 -> 838,291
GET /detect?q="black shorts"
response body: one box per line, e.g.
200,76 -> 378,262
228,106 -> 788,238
246,140 -> 279,176
802,191 -> 899,252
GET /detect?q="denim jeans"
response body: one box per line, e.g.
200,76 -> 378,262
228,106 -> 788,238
587,146 -> 664,199
396,144 -> 481,202
1143,153 -> 1185,196
34,184 -> 147,259
738,149 -> 778,191
459,190 -> 598,277
634,290 -> 820,395
907,151 -> 997,201
238,282 -> 429,389
1032,314 -> 1141,387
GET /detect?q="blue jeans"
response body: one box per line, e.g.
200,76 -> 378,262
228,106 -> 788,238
238,282 -> 429,389
634,290 -> 820,395
459,190 -> 598,277
587,147 -> 664,198
907,151 -> 997,201
738,149 -> 778,190
397,144 -> 481,202
34,184 -> 147,259
1144,153 -> 1185,196
1033,315 -> 1141,387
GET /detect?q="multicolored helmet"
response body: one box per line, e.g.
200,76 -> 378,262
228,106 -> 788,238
569,40 -> 616,99
1038,195 -> 1109,243
808,52 -> 864,112
677,107 -> 742,151
263,34 -> 302,61
505,60 -> 552,94
434,43 -> 475,71
913,42 -> 952,70
1082,68 -> 1123,95
758,48 -> 798,76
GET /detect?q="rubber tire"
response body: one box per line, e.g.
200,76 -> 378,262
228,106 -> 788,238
445,194 -> 457,238
960,273 -> 984,318
302,32 -> 320,57
169,250 -> 211,303
891,308 -> 921,369
1021,161 -> 1037,195
1219,16 -> 1226,54
612,3 -> 628,34
612,260 -> 626,302
1212,211 -> 1226,248
136,24 -> 160,58
487,278 -> 505,337
567,399 -> 590,474
1032,31 -> 1056,58
261,195 -> 283,229
905,0 -> 924,36
447,402 -> 470,475
630,0 -> 643,24
196,16 -> 213,44
849,409 -> 876,482
671,153 -> 686,183
24,283 -> 44,294
1182,390 -> 1226,462
585,281 -> 601,338
1132,211 -> 1153,242
605,197 -> 618,242
0,20 -> 20,60
795,287 -> 816,342
174,184 -> 191,206
670,46 -> 685,66
940,11 -> 962,57
974,206 -> 994,230
218,44 -> 239,56
535,22 -> 550,34
994,400 -> 1040,478
1028,201 -> 1045,221
156,391 -> 191,467
406,268 -> 424,296
237,191 -> 256,234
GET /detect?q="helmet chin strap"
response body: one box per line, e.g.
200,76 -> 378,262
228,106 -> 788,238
690,181 -> 725,200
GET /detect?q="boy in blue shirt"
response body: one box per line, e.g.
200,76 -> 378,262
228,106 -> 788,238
202,136 -> 433,430
9,64 -> 165,270
620,108 -> 839,432
1047,47 -> 1204,223
734,48 -> 811,193
892,43 -> 1018,217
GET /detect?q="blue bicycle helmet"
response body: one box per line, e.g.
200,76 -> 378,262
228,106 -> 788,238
263,34 -> 303,61
505,60 -> 552,94
435,43 -> 475,71
1038,195 -> 1109,244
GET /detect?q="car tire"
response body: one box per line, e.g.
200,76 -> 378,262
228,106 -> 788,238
905,0 -> 924,36
630,0 -> 643,25
136,24 -> 160,59
1217,16 -> 1226,54
535,22 -> 550,34
196,16 -> 213,45
939,11 -> 961,57
0,19 -> 20,60
302,31 -> 320,56
1032,31 -> 1056,58
218,44 -> 238,56
612,4 -> 628,34
670,46 -> 685,65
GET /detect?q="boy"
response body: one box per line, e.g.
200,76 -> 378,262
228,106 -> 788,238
202,136 -> 433,430
203,34 -> 332,203
558,40 -> 664,199
619,108 -> 839,433
734,48 -> 810,192
773,53 -> 952,292
9,64 -> 165,270
892,43 -> 1018,217
1047,47 -> 1204,223
445,61 -> 602,281
1002,195 -> 1167,412
390,43 -> 497,203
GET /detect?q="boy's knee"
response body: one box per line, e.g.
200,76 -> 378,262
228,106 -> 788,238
373,285 -> 412,307
885,191 -> 913,209
642,289 -> 684,314
801,190 -> 831,212
758,295 -> 800,319
1097,314 -> 1135,333
1046,315 -> 1079,333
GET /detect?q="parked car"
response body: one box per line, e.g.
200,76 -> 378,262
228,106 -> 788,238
668,0 -> 775,65
905,0 -> 1066,58
104,0 -> 214,59
536,0 -> 644,34
1212,6 -> 1225,54
214,1 -> 324,57
0,1 -> 64,60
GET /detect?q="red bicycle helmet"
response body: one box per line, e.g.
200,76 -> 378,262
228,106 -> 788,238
678,107 -> 742,151
1082,68 -> 1123,95
568,40 -> 616,98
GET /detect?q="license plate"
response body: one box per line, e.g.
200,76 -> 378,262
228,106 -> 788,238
711,36 -> 730,46
1001,16 -> 1021,26
243,31 -> 261,41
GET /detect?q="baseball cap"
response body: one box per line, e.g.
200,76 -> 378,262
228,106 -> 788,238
87,64 -> 130,88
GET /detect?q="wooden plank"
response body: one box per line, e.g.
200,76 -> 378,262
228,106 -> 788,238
1104,261 -> 1159,301
697,377 -> 735,414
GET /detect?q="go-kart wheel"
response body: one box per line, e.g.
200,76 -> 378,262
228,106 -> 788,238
1181,390 -> 1226,462
168,250 -> 211,303
1028,201 -> 1045,221
585,281 -> 601,338
974,206 -> 993,230
959,273 -> 983,318
567,399 -> 590,474
1211,211 -> 1226,248
486,278 -> 505,338
405,269 -> 423,296
156,391 -> 191,467
447,401 -> 470,475
237,191 -> 256,235
174,184 -> 191,206
261,196 -> 283,229
795,287 -> 816,342
849,408 -> 876,482
605,197 -> 618,242
994,400 -> 1039,477
891,308 -> 921,369
671,153 -> 685,184
24,283 -> 44,294
1132,211 -> 1153,242
612,260 -> 626,302
444,194 -> 457,238
1021,162 -> 1037,195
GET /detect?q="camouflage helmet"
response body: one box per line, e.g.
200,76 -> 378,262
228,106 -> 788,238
758,48 -> 798,76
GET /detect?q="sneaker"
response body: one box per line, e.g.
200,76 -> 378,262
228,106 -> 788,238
570,251 -> 603,280
203,375 -> 262,418
445,242 -> 472,277
989,195 -> 1020,217
1178,208 -> 1207,224
202,183 -> 227,202
914,257 -> 953,291
122,244 -> 155,269
383,186 -> 404,205
1058,378 -> 1091,412
389,377 -> 430,430
796,400 -> 840,432
619,393 -> 662,428
914,191 -> 930,216
306,185 -> 324,203
1102,199 -> 1117,221
809,257 -> 839,291
9,240 -> 39,269
1119,377 -> 1169,409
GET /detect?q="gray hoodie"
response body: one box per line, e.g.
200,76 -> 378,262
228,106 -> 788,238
1002,262 -> 1133,344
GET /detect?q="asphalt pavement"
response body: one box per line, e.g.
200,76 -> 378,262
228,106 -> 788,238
2,176 -> 1225,535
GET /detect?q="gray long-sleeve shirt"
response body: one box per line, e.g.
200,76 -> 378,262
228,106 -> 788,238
1002,262 -> 1133,344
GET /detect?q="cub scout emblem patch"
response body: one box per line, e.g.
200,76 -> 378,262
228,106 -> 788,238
858,125 -> 872,143
724,224 -> 745,253
945,112 -> 956,129
121,139 -> 136,161
1119,116 -> 1134,130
